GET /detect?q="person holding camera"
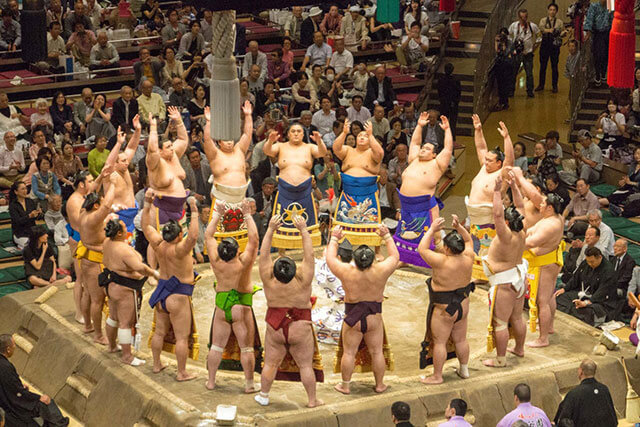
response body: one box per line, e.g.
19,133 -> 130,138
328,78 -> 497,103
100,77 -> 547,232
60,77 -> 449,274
508,9 -> 541,98
537,3 -> 566,93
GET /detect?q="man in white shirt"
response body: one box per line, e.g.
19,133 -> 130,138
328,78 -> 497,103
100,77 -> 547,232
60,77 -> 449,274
311,96 -> 336,136
371,104 -> 390,140
398,22 -> 429,71
0,131 -> 24,188
587,210 -> 614,257
300,31 -> 332,74
284,6 -> 304,42
38,21 -> 67,74
89,30 -> 119,72
322,120 -> 342,149
329,37 -> 354,80
242,40 -> 268,81
346,95 -> 371,123
508,8 -> 541,98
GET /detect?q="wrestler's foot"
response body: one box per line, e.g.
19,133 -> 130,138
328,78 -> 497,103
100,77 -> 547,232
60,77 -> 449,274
482,358 -> 507,368
419,375 -> 443,384
526,338 -> 549,348
374,383 -> 388,393
152,364 -> 167,374
176,371 -> 197,382
107,345 -> 121,353
74,315 -> 84,324
507,347 -> 525,357
255,392 -> 269,406
205,380 -> 215,390
334,383 -> 350,395
307,399 -> 325,408
548,329 -> 555,334
123,356 -> 145,366
93,335 -> 108,345
244,384 -> 260,394
455,367 -> 470,379
82,326 -> 94,334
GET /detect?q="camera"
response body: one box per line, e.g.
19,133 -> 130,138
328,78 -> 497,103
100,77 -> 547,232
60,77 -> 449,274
270,109 -> 282,121
514,39 -> 525,55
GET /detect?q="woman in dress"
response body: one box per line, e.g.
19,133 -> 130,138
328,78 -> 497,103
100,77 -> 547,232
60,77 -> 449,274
49,91 -> 76,141
54,141 -> 84,199
186,83 -> 208,128
161,46 -> 185,91
30,98 -> 54,134
85,93 -> 115,140
291,72 -> 317,117
30,156 -> 61,211
23,225 -> 71,288
9,181 -> 40,249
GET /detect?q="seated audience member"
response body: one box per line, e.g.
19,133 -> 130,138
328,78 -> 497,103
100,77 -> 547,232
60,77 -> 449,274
397,22 -> 429,72
64,1 -> 93,39
46,0 -> 64,28
140,0 -> 160,24
545,174 -> 570,212
314,152 -> 340,199
44,194 -> 69,254
320,5 -> 342,35
133,48 -> 165,93
168,77 -> 192,109
388,143 -> 409,189
85,93 -> 115,140
369,10 -> 393,43
38,22 -> 66,74
161,46 -> 184,89
351,62 -> 370,98
323,66 -> 344,107
73,88 -> 93,137
559,129 -> 603,185
255,80 -> 283,119
292,72 -> 318,117
246,63 -> 265,95
30,98 -> 54,134
596,98 -> 626,149
253,176 -> 276,233
554,359 -> 617,427
200,9 -> 213,40
65,21 -> 96,67
186,83 -> 208,128
371,104 -> 390,140
610,238 -> 635,295
84,0 -> 104,29
365,65 -> 397,111
301,31 -> 332,74
439,399 -> 471,427
50,92 -> 76,141
0,93 -> 28,139
30,156 -> 61,212
563,178 -> 600,239
422,110 -> 445,149
161,8 -> 186,45
309,64 -> 329,97
284,6 -> 304,42
300,7 -> 323,48
28,129 -> 47,162
0,9 -> 19,51
404,0 -> 429,34
529,141 -> 558,183
298,110 -> 317,143
323,120 -> 342,148
87,135 -> 109,178
496,383 -> 552,427
312,96 -> 337,136
586,209 -> 614,256
254,112 -> 287,145
401,102 -> 418,134
177,21 -> 205,61
378,167 -> 400,219
281,36 -> 295,73
386,118 -> 409,161
544,130 -> 563,163
242,40 -> 268,80
182,148 -> 211,206
565,225 -> 608,279
340,6 -> 369,51
111,86 -> 138,133
0,334 -> 70,425
137,80 -> 166,128
330,37 -> 354,81
54,141 -> 84,199
89,30 -> 120,73
9,182 -> 41,249
0,131 -> 24,189
347,94 -> 371,123
267,48 -> 291,88
183,51 -> 208,89
193,204 -> 210,263
556,247 -> 617,326
600,146 -> 640,211
513,142 -> 528,171
391,401 -> 413,427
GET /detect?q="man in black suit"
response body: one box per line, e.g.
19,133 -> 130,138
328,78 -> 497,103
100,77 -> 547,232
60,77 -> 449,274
300,7 -> 323,48
611,238 -> 636,319
421,110 -> 445,152
364,65 -> 397,112
133,47 -> 165,92
253,176 -> 276,238
436,62 -> 461,139
391,401 -> 414,427
0,334 -> 69,426
111,85 -> 139,134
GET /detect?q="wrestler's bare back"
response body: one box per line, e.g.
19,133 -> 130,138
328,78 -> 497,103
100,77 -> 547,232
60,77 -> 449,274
79,212 -> 108,251
103,239 -> 146,279
107,169 -> 136,208
277,143 -> 313,185
469,166 -> 501,205
487,231 -> 526,274
400,159 -> 441,197
430,253 -> 474,293
526,215 -> 563,255
209,256 -> 246,294
336,266 -> 390,304
67,192 -> 84,232
155,243 -> 194,285
341,148 -> 381,177
523,198 -> 544,229
211,148 -> 248,187
149,155 -> 186,197
263,272 -> 312,309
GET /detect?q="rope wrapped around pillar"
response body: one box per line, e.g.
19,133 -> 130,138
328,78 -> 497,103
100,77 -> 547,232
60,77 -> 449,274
210,10 -> 241,142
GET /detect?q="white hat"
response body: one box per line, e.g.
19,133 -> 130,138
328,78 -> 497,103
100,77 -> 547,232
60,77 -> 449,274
309,6 -> 322,17
349,5 -> 361,12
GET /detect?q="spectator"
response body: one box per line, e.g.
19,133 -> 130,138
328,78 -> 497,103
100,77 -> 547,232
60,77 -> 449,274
312,96 -> 336,136
508,9 -> 541,98
177,21 -> 205,61
401,102 -> 418,134
386,118 -> 408,160
496,383 -> 552,427
330,37 -> 353,81
300,6 -> 323,48
397,22 -> 429,72
161,8 -> 186,45
246,63 -> 265,95
46,0 -> 64,28
54,141 -> 83,199
38,21 -> 66,74
587,209 -> 614,256
63,1 -> 93,39
29,98 -> 54,134
388,143 -> 409,188
301,31 -> 332,74
28,129 -> 47,163
182,148 -> 211,206
563,178 -> 600,237
609,238 -> 635,295
422,109 -> 445,149
242,40 -> 268,81
529,141 -> 557,183
255,80 -> 283,119
438,398 -> 471,427
545,174 -> 570,212
84,0 -> 104,29
292,72 -> 317,117
298,110 -> 318,143
560,129 -> 603,185
437,63 -> 461,138
285,6 -> 304,42
0,131 -> 23,188
388,103 -> 404,121
9,181 -> 40,249
30,155 -> 61,211
183,51 -> 208,89
193,204 -> 210,263
320,5 -> 342,35
200,9 -> 213,41
584,0 -> 613,86
564,39 -> 581,82
140,0 -> 160,24
371,104 -> 390,140
0,334 -> 70,425
314,152 -> 340,197
49,91 -> 75,140
309,64 -> 330,99
350,120 -> 364,138
89,30 -> 120,73
268,48 -> 291,87
340,6 -> 369,51
168,77 -> 192,109
43,193 -> 66,242
0,8 -> 20,52
187,83 -> 208,128
378,167 -> 400,218
494,27 -> 515,111
563,225 -> 608,283
596,98 -> 626,149
631,68 -> 640,127
85,93 -> 114,140
404,0 -> 429,35
66,21 -> 96,67
111,86 -> 138,134
0,93 -> 27,139
601,146 -> 640,210
369,6 -> 393,42
347,94 -> 371,123
281,36 -> 295,73
365,65 -> 397,111
87,135 -> 109,178
322,120 -> 342,149
73,87 -> 93,137
544,130 -> 563,163
160,46 -> 184,89
537,3 -> 565,93
239,78 -> 255,108
323,66 -> 344,107
514,141 -> 528,171
137,80 -> 166,128
391,401 -> 413,426
133,47 -> 165,93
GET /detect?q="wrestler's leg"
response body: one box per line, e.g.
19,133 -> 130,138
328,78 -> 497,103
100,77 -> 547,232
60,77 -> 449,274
288,321 -> 323,407
84,261 -> 107,345
105,291 -> 119,353
230,306 -> 258,393
206,308 -> 232,390
335,323 -> 363,394
483,286 -> 515,367
257,325 -> 287,405
527,264 -> 559,348
547,264 -> 561,334
451,298 -> 470,377
362,314 -> 387,393
69,240 -> 84,323
507,294 -> 526,357
421,305 -> 454,384
166,294 -> 196,381
151,307 -> 169,373
114,286 -> 137,363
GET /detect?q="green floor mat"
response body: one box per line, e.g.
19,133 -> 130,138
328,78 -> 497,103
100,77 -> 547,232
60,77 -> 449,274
0,268 -> 16,284
591,184 -> 618,198
0,211 -> 10,221
615,225 -> 640,243
5,265 -> 25,281
627,244 -> 640,265
0,247 -> 17,259
0,282 -> 30,298
602,209 -> 613,219
603,216 -> 637,231
0,228 -> 12,243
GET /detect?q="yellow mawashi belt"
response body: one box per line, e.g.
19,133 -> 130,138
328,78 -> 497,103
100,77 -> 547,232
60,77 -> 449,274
74,240 -> 104,264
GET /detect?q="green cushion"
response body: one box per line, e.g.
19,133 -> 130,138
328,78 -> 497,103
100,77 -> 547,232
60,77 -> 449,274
627,244 -> 640,265
0,268 -> 15,284
5,265 -> 25,281
602,209 -> 613,219
0,248 -> 15,259
616,226 -> 640,243
0,228 -> 12,243
603,216 -> 637,232
0,282 -> 31,298
0,211 -> 10,221
590,184 -> 618,198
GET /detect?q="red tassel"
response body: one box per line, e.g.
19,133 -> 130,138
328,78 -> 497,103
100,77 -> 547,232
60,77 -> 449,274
607,0 -> 635,89
439,0 -> 455,12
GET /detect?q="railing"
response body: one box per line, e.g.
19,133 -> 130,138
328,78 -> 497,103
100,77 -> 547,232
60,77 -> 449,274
566,37 -> 593,142
472,0 -> 525,121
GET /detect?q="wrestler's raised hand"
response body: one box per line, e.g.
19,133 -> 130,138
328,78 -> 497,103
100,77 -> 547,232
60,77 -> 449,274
292,215 -> 306,231
376,223 -> 390,237
439,115 -> 450,131
102,163 -> 114,177
417,111 -> 428,127
431,216 -> 445,232
342,119 -> 350,135
267,130 -> 280,144
472,114 -> 482,130
187,196 -> 198,210
240,199 -> 251,216
144,188 -> 156,203
494,175 -> 503,192
214,200 -> 226,216
148,113 -> 156,128
132,114 -> 141,131
242,100 -> 252,116
204,106 -> 210,122
507,169 -> 517,186
116,126 -> 125,145
310,131 -> 323,145
268,214 -> 283,230
167,106 -> 182,122
497,121 -> 509,138
451,214 -> 460,229
331,225 -> 344,240
364,120 -> 373,137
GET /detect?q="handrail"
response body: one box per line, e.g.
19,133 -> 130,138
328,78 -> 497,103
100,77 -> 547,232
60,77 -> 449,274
472,0 -> 525,121
566,37 -> 593,142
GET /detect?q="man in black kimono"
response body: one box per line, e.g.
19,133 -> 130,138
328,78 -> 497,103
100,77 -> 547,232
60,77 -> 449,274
555,246 -> 617,326
0,334 -> 69,426
554,358 -> 617,427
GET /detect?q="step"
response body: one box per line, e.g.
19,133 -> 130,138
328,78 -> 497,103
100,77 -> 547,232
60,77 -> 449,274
457,10 -> 491,19
584,88 -> 612,100
456,123 -> 474,137
427,100 -> 474,114
458,115 -> 473,125
573,119 -> 593,130
429,90 -> 474,103
448,39 -> 483,49
459,17 -> 488,28
444,47 -> 479,58
577,108 -> 604,121
581,100 -> 608,110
